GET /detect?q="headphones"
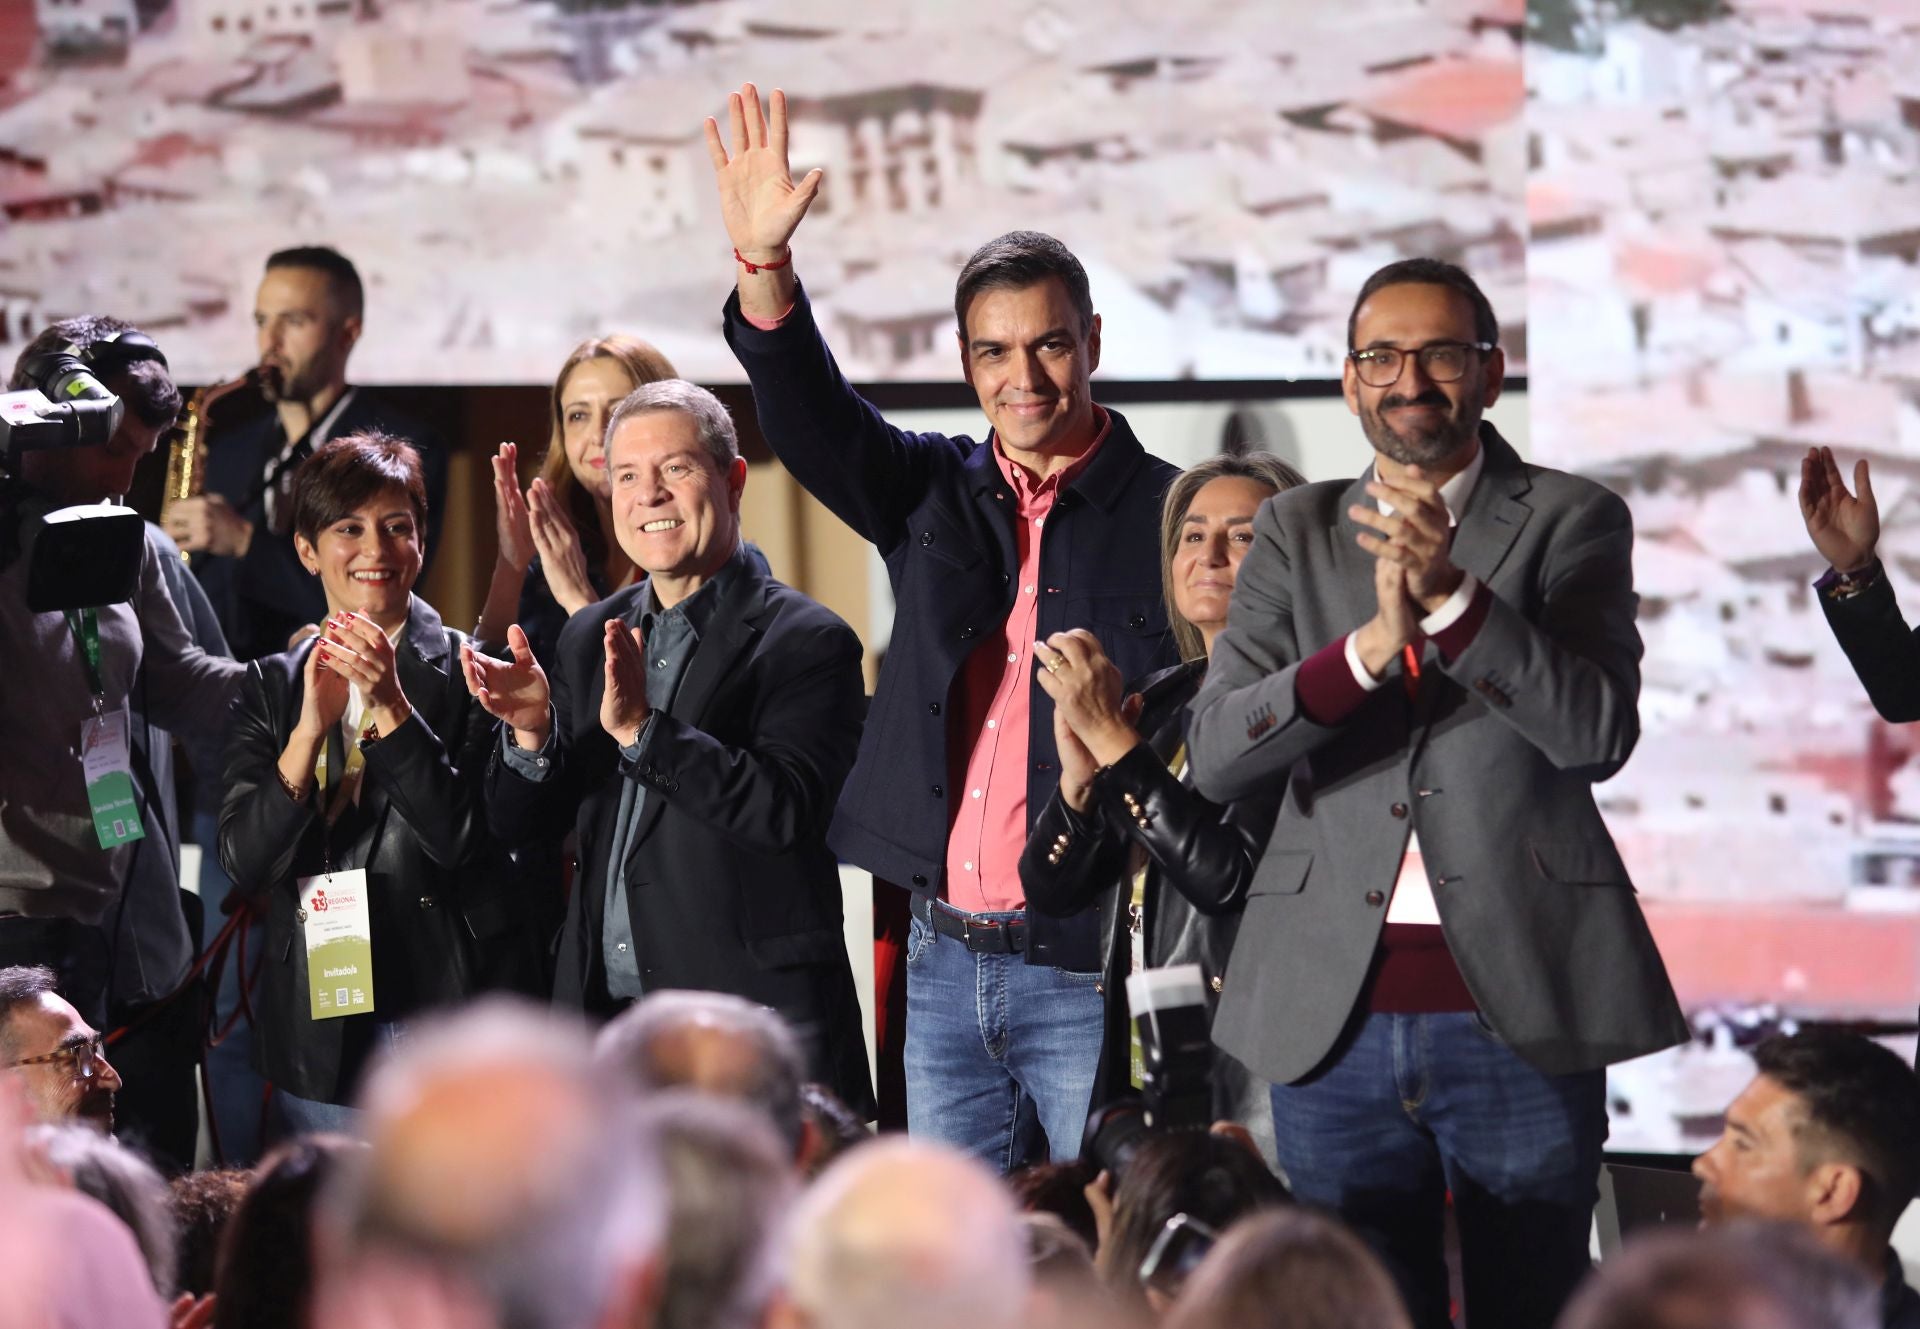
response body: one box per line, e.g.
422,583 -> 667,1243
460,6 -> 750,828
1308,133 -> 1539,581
19,328 -> 171,393
79,328 -> 169,372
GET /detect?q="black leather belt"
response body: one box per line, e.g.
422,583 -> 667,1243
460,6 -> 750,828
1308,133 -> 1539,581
912,894 -> 1029,955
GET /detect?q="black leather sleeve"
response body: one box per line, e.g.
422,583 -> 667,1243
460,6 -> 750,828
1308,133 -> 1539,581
360,676 -> 490,872
1090,741 -> 1267,916
1019,786 -> 1128,919
217,659 -> 320,898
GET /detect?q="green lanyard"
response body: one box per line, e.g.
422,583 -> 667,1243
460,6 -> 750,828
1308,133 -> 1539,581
62,607 -> 104,700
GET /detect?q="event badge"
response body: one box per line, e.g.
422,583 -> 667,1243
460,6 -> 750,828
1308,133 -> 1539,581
80,710 -> 145,849
298,869 -> 376,1020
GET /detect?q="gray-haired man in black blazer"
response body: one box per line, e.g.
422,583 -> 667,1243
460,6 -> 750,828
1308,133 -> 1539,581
466,379 -> 872,1115
1189,259 -> 1687,1329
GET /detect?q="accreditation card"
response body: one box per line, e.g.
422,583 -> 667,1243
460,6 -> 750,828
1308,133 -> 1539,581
298,869 -> 375,1020
80,709 -> 145,849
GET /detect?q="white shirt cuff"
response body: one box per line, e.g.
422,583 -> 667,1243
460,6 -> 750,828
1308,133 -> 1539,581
1344,632 -> 1385,692
1419,573 -> 1480,636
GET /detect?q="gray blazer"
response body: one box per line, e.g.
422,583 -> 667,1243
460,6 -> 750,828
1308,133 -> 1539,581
1188,426 -> 1686,1085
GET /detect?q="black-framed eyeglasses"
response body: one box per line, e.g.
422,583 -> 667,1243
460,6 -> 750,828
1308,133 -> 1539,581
1348,341 -> 1495,388
7,1035 -> 106,1082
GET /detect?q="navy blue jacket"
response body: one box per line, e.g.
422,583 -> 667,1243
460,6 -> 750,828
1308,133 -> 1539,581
724,285 -> 1178,973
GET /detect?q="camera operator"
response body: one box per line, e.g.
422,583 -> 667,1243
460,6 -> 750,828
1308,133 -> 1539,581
0,316 -> 243,1169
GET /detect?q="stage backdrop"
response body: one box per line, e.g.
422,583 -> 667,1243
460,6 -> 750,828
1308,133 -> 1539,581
9,0 -> 1920,1155
0,0 -> 1525,383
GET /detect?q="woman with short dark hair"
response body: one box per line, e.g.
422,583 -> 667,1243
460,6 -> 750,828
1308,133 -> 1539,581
219,432 -> 534,1134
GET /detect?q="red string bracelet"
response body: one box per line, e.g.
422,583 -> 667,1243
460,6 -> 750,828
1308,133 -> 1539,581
734,247 -> 793,274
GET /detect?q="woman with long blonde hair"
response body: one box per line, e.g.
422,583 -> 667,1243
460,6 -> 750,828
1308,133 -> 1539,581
474,335 -> 676,665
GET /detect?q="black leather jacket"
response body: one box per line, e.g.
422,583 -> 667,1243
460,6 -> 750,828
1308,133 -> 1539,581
1020,659 -> 1281,1152
218,596 -> 537,1102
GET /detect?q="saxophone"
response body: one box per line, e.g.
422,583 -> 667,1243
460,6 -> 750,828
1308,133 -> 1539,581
161,368 -> 260,562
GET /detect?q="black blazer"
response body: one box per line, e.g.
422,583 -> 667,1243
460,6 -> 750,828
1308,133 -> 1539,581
218,596 -> 534,1102
483,560 -> 875,1115
1020,661 -> 1278,1143
724,285 -> 1180,973
194,390 -> 448,661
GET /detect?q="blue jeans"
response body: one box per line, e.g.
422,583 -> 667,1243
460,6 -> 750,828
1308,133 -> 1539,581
903,912 -> 1104,1172
1270,1012 -> 1606,1329
271,1089 -> 365,1137
267,1020 -> 403,1142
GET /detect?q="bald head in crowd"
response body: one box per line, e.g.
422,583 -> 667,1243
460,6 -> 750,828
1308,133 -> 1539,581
314,998 -> 665,1329
777,1139 -> 1028,1329
597,990 -> 809,1159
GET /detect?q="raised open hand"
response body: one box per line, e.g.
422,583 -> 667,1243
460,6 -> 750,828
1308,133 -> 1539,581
460,625 -> 552,750
528,477 -> 595,615
702,83 -> 823,264
1799,445 -> 1879,574
491,442 -> 535,573
297,634 -> 352,740
1354,465 -> 1463,612
600,619 -> 652,744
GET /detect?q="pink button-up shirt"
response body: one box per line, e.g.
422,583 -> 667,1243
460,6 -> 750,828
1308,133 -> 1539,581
944,413 -> 1111,914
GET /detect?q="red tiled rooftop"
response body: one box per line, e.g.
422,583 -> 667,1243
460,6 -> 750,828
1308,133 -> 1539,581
1356,55 -> 1522,144
1616,238 -> 1722,297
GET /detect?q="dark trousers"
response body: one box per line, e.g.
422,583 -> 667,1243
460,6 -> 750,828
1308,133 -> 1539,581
0,913 -> 201,1173
1270,1011 -> 1606,1329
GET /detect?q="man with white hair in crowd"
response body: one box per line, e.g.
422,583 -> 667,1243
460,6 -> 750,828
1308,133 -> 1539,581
644,1091 -> 795,1329
596,989 -> 812,1164
310,998 -> 665,1329
778,1138 -> 1029,1329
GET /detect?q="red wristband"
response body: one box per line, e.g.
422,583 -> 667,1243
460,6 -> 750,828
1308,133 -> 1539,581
734,247 -> 792,275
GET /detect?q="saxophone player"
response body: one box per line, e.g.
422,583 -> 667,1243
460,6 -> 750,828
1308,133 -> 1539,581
164,246 -> 446,660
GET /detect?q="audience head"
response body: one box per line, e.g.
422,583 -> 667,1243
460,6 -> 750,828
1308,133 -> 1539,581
289,430 -> 428,632
168,1168 -> 251,1300
545,335 -> 679,509
0,966 -> 121,1132
647,1090 -> 795,1329
1009,1159 -> 1100,1253
8,316 -> 181,502
321,998 -> 664,1329
1158,451 -> 1306,660
1342,257 -> 1503,471
602,380 -> 747,600
0,1184 -> 171,1329
26,1122 -> 175,1301
782,1138 -> 1029,1329
1161,1207 -> 1409,1329
1019,1213 -> 1125,1329
213,1134 -> 360,1329
952,230 -> 1101,461
1558,1222 -> 1879,1329
597,989 -> 808,1159
796,1082 -> 870,1180
1096,1132 -> 1289,1307
1694,1029 -> 1920,1257
257,245 -> 363,406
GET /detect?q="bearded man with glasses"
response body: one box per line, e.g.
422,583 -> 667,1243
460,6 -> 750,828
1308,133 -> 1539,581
1187,258 -> 1686,1329
0,966 -> 122,1133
